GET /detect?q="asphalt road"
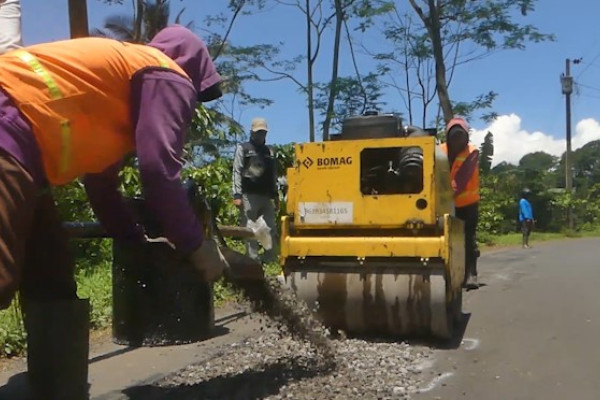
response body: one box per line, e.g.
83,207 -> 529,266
1,238 -> 599,400
414,237 -> 600,400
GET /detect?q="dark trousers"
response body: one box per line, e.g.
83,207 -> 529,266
0,151 -> 77,310
455,202 -> 479,279
521,219 -> 533,245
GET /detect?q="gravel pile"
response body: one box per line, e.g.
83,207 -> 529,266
232,276 -> 335,359
124,277 -> 433,400
153,332 -> 432,400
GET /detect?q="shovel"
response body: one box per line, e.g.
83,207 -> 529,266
186,182 -> 267,283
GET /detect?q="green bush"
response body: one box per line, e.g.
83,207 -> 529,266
76,259 -> 113,330
0,301 -> 26,358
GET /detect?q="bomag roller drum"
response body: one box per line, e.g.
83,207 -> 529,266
280,114 -> 464,340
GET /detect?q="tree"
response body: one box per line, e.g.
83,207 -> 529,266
271,0 -> 333,142
200,1 -> 295,134
406,0 -> 553,124
274,0 -> 390,141
374,13 -> 437,128
479,131 -> 493,174
92,0 -> 189,43
518,151 -> 557,172
314,73 -> 385,133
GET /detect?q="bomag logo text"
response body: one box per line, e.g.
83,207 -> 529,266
316,156 -> 353,169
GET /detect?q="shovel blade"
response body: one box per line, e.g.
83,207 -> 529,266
219,246 -> 265,282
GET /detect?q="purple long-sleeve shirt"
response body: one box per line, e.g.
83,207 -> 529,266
0,25 -> 221,254
83,69 -> 203,252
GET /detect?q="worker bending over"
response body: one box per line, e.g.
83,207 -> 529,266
0,25 -> 228,399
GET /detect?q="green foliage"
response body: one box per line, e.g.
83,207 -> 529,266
440,0 -> 555,49
314,73 -> 386,133
92,0 -> 188,43
479,131 -> 494,174
76,258 -> 113,329
395,0 -> 553,124
0,255 -> 114,358
0,301 -> 26,358
519,151 -> 558,172
272,143 -> 296,177
183,157 -> 238,226
452,91 -> 499,123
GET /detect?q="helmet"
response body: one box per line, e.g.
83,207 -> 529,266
445,116 -> 470,135
521,188 -> 531,198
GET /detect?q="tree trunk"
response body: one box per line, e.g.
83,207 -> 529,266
322,0 -> 344,141
68,0 -> 89,38
427,0 -> 453,124
404,33 -> 413,126
306,0 -> 316,142
133,0 -> 144,42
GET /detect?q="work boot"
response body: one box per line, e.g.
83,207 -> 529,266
24,298 -> 90,400
465,274 -> 479,290
189,238 -> 229,282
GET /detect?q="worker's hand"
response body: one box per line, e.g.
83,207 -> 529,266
451,179 -> 458,194
189,239 -> 228,282
233,198 -> 243,208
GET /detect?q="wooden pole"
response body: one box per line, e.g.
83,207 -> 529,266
68,0 -> 89,38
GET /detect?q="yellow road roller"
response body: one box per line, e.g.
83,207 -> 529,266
279,112 -> 465,340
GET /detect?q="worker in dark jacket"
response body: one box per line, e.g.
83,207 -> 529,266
232,118 -> 279,263
440,116 -> 481,289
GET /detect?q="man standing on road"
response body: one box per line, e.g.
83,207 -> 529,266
519,188 -> 534,249
0,0 -> 23,54
440,116 -> 481,290
232,118 -> 280,263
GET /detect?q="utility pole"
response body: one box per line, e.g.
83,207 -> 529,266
560,57 -> 581,230
68,0 -> 89,39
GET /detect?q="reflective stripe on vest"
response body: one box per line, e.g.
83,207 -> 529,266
15,50 -> 72,174
148,47 -> 170,68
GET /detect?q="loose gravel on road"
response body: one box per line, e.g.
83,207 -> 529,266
123,277 -> 433,400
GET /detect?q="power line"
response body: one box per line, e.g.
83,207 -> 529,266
575,82 -> 600,93
576,53 -> 600,79
577,60 -> 600,71
576,93 -> 600,100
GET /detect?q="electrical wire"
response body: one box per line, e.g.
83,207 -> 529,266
575,82 -> 600,93
576,53 -> 600,79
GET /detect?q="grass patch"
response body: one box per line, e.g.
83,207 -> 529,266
482,228 -> 600,248
0,260 -> 114,359
76,261 -> 113,330
0,301 -> 26,358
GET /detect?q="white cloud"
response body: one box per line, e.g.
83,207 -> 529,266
469,114 -> 600,167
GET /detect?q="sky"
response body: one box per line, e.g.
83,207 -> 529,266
19,0 -> 600,166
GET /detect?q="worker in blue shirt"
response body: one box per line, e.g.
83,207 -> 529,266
519,188 -> 534,249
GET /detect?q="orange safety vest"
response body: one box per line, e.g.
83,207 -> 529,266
440,143 -> 480,207
0,37 -> 191,185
